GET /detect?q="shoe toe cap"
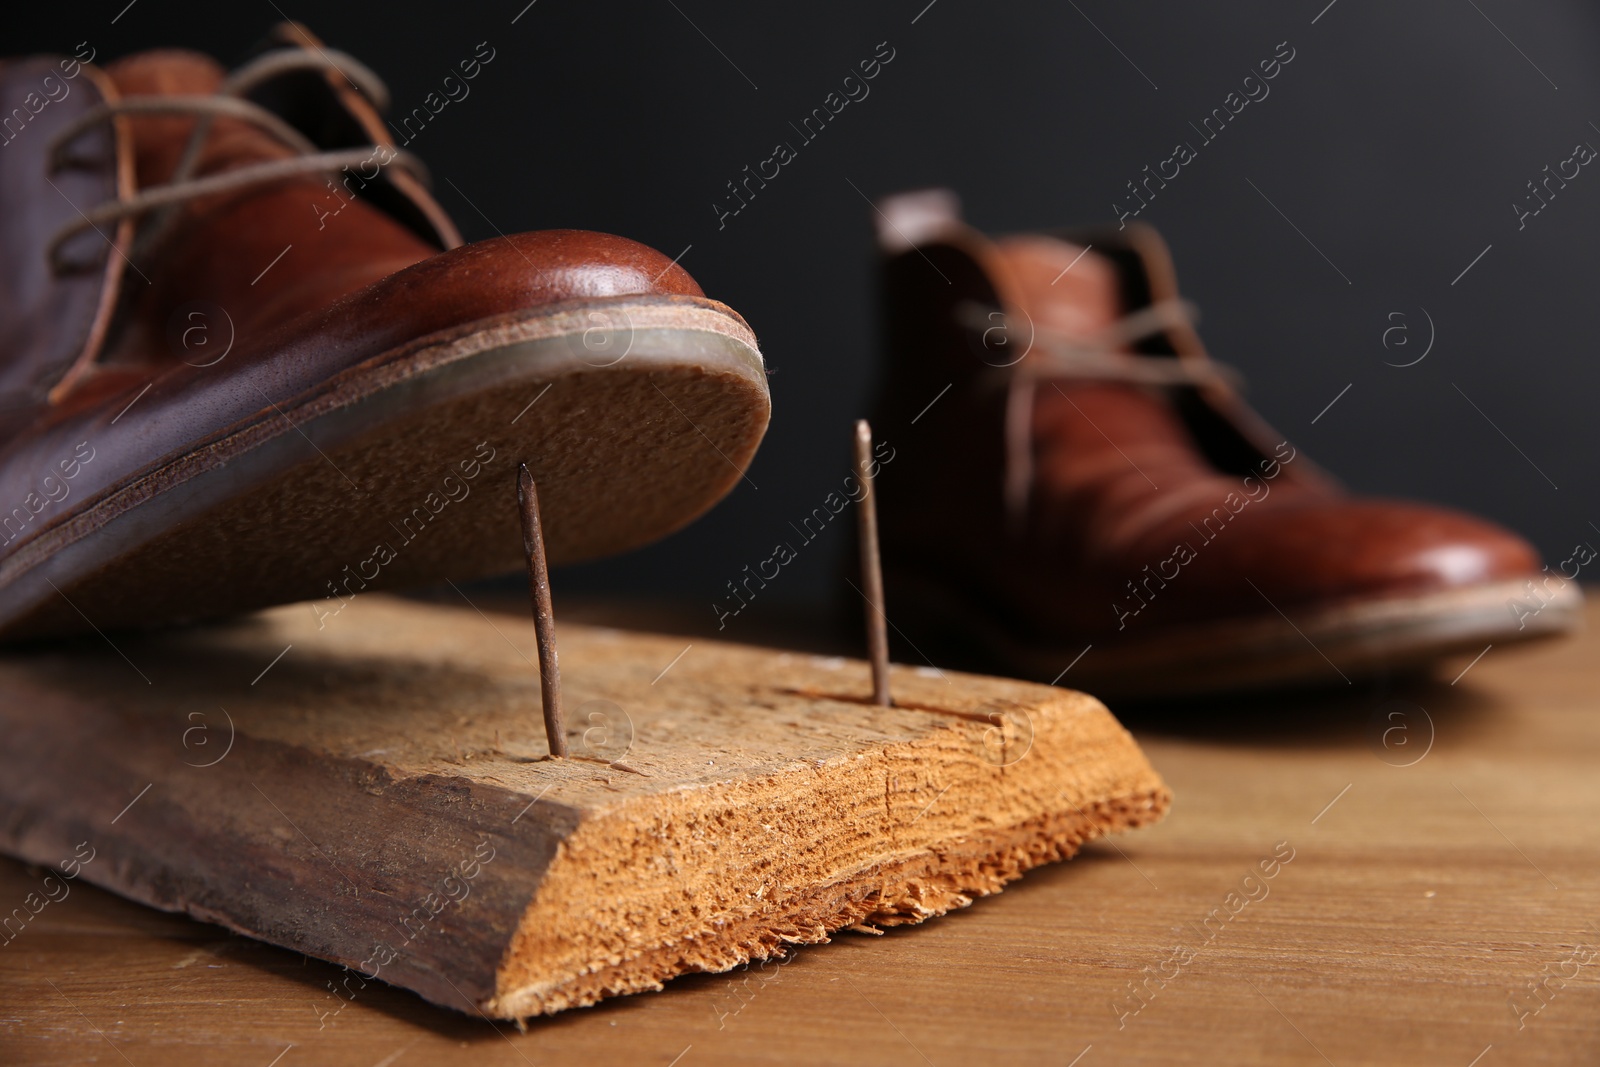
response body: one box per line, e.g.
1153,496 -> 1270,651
418,229 -> 705,307
1206,498 -> 1541,606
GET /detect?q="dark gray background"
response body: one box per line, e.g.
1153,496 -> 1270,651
13,1 -> 1599,632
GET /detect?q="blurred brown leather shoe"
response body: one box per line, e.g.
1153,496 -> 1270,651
0,26 -> 768,640
867,190 -> 1580,698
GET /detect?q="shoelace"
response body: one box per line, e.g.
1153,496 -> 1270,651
45,48 -> 429,272
957,298 -> 1242,521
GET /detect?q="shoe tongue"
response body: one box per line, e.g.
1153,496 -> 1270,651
106,49 -> 225,96
104,50 -> 291,190
994,234 -> 1126,344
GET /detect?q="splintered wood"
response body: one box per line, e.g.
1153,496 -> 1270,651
0,595 -> 1169,1019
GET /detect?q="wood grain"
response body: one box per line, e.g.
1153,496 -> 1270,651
1,593 -> 1597,1065
0,593 -> 1166,1020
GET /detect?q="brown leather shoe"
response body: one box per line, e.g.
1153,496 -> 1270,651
867,190 -> 1581,698
0,26 -> 768,641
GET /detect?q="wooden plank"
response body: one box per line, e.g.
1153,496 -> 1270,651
0,593 -> 1168,1020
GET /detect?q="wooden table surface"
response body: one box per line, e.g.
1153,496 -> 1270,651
3,593 -> 1598,1066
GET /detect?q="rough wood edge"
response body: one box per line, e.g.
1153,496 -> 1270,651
488,792 -> 1166,1018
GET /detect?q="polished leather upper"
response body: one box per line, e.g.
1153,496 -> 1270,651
101,49 -> 443,353
870,195 -> 1541,642
0,31 -> 704,564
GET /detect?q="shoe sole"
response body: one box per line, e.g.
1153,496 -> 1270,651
0,295 -> 767,641
885,569 -> 1583,700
